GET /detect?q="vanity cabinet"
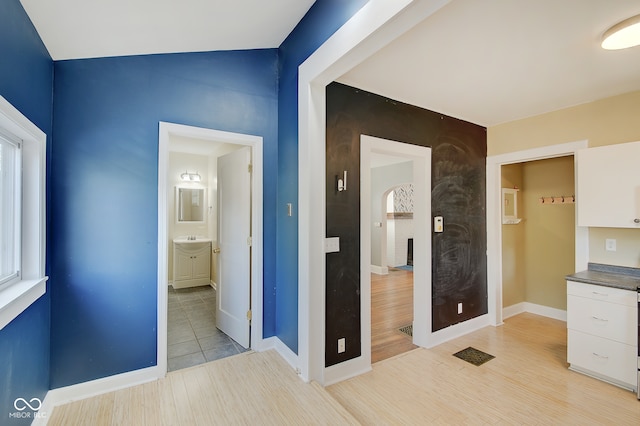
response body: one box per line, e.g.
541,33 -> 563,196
576,141 -> 640,228
566,281 -> 637,390
173,241 -> 211,288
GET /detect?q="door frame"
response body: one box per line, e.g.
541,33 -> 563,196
357,135 -> 431,376
157,122 -> 263,376
486,140 -> 589,326
297,0 -> 450,386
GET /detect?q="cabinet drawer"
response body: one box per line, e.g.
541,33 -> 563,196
568,330 -> 637,387
566,281 -> 637,307
567,295 -> 637,345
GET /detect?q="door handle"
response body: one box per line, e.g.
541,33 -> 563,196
213,248 -> 221,254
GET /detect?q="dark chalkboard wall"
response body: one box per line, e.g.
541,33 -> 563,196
325,82 -> 487,367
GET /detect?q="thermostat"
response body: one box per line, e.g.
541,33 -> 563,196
434,216 -> 443,233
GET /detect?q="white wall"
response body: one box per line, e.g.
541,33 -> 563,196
370,161 -> 412,268
167,152 -> 209,281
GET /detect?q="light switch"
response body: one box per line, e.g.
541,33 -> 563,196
325,237 -> 340,253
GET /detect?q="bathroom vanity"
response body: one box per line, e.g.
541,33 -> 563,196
173,238 -> 212,288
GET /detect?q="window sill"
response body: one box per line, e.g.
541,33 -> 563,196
0,277 -> 48,330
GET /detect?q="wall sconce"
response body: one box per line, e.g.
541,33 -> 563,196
337,171 -> 347,192
181,171 -> 201,182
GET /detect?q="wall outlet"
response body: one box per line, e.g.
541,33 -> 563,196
457,302 -> 463,314
605,238 -> 616,252
337,338 -> 346,353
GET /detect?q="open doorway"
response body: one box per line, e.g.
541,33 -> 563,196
369,157 -> 419,363
500,156 -> 576,321
359,135 -> 431,373
486,140 -> 589,326
158,122 -> 264,376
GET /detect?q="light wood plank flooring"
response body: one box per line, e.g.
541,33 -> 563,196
330,313 -> 640,425
47,350 -> 358,426
47,313 -> 640,425
371,269 -> 417,363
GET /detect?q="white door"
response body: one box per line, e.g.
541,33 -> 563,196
216,146 -> 251,348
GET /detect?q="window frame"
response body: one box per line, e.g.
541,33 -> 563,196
0,130 -> 22,288
0,95 -> 47,330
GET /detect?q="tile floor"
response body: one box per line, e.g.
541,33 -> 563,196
167,285 -> 248,372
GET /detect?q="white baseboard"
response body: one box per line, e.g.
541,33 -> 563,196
503,302 -> 567,322
324,356 -> 372,386
35,366 -> 162,425
259,336 -> 299,375
427,313 -> 491,348
370,265 -> 388,275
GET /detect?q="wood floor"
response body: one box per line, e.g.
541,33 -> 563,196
330,313 -> 640,425
47,350 -> 358,426
371,269 -> 417,363
47,313 -> 640,425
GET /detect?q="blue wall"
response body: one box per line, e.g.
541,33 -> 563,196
1,0 -> 371,397
0,1 -> 53,424
275,0 -> 368,352
50,50 -> 279,387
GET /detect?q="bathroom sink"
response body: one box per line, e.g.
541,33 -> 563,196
173,237 -> 212,244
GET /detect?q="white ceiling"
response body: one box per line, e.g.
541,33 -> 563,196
19,0 -> 640,127
20,0 -> 316,60
339,0 -> 640,126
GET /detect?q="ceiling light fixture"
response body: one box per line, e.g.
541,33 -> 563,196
180,171 -> 201,182
601,14 -> 640,50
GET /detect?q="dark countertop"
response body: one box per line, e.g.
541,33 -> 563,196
566,263 -> 640,292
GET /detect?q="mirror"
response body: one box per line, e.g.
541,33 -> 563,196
502,188 -> 521,224
176,187 -> 206,223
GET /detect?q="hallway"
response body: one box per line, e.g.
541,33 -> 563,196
371,268 -> 417,363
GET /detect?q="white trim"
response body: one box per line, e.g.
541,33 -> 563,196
324,356 -> 372,387
298,0 -> 451,385
486,140 -> 589,327
429,314 -> 491,348
360,135 -> 431,381
260,336 -> 300,374
0,278 -> 47,330
0,95 -> 47,331
503,302 -> 567,322
158,122 -> 264,378
370,265 -> 388,275
36,366 -> 161,425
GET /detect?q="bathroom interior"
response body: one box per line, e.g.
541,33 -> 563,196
167,136 -> 248,371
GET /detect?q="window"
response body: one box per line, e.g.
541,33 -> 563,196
0,130 -> 21,289
0,95 -> 47,330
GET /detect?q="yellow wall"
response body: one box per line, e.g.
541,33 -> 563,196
521,157 -> 575,310
490,90 -> 640,269
501,158 -> 575,311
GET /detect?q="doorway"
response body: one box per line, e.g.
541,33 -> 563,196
157,122 -> 264,376
358,135 -> 431,375
486,140 -> 589,326
500,156 -> 576,321
369,157 -> 419,362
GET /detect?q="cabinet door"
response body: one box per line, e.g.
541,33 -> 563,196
568,330 -> 637,388
577,141 -> 640,228
192,246 -> 211,280
174,249 -> 193,281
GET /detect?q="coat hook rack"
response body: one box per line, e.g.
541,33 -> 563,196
539,195 -> 575,204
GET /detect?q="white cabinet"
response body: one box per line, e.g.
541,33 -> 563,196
566,281 -> 637,391
173,241 -> 211,289
576,141 -> 640,228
